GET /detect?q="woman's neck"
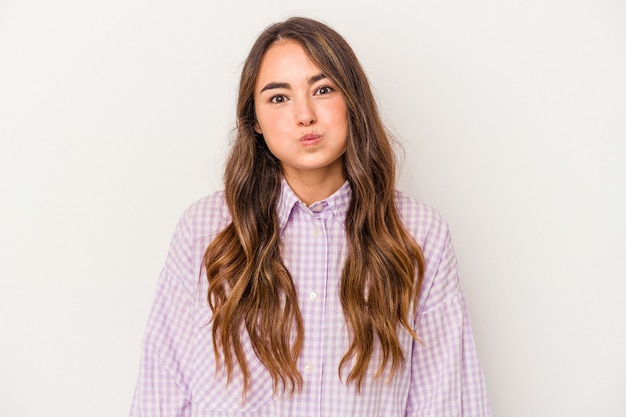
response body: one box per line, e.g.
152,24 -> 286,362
282,166 -> 346,207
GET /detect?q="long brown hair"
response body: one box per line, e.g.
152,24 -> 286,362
203,16 -> 425,396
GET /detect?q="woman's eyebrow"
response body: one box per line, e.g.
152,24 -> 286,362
259,74 -> 327,93
260,82 -> 289,93
308,73 -> 327,84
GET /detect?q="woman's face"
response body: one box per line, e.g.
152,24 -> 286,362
254,40 -> 348,184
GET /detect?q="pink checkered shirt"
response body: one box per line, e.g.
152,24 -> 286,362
130,179 -> 491,416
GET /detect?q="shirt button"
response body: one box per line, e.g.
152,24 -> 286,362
309,292 -> 318,300
304,363 -> 313,372
313,228 -> 320,236
311,204 -> 323,213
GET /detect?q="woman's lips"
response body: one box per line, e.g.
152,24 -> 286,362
300,133 -> 321,146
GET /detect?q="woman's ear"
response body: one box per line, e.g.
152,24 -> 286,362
254,121 -> 263,134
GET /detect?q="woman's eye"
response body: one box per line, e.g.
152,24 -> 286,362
316,86 -> 333,95
270,95 -> 287,104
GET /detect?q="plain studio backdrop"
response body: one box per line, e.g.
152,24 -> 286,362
1,1 -> 625,416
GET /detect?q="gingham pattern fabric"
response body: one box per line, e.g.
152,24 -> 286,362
130,180 -> 491,417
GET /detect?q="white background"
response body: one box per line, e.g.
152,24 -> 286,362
1,1 -> 625,416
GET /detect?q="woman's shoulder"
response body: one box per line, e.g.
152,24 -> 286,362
394,190 -> 460,315
394,190 -> 450,249
177,189 -> 232,238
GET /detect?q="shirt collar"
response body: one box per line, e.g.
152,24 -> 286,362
276,177 -> 352,231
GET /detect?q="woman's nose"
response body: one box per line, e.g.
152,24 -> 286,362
295,98 -> 317,126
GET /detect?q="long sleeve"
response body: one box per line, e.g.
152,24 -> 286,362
129,213 -> 197,417
406,229 -> 491,417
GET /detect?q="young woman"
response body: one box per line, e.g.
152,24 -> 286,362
130,16 -> 491,417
